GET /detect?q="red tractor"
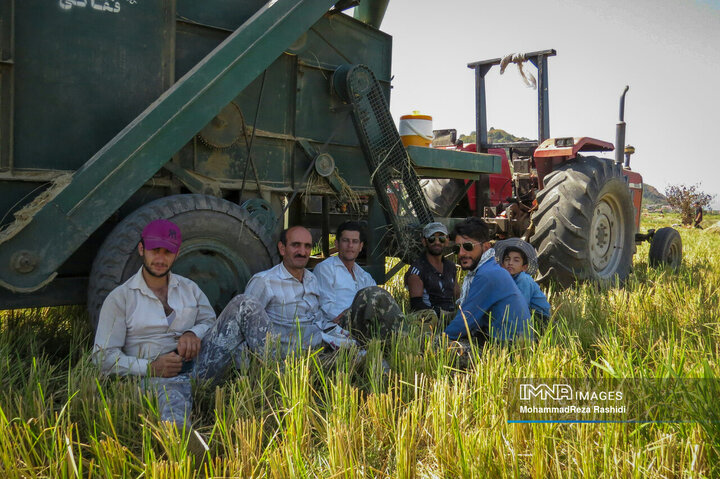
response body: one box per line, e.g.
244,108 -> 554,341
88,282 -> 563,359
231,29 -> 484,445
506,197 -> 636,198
423,49 -> 682,286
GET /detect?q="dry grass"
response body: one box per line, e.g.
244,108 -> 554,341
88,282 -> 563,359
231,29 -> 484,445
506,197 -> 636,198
1,213 -> 719,478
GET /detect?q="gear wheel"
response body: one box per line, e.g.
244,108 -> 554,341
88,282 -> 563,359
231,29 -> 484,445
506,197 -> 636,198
197,101 -> 245,149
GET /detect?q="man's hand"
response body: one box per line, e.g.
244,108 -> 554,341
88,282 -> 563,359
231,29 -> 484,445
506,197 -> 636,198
332,309 -> 348,324
177,331 -> 201,360
150,352 -> 183,378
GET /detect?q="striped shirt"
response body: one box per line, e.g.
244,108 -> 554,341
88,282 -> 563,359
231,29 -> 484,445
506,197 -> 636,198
244,262 -> 326,349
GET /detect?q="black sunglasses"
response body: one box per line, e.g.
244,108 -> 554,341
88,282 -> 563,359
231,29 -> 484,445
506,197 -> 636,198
452,241 -> 482,254
426,235 -> 447,244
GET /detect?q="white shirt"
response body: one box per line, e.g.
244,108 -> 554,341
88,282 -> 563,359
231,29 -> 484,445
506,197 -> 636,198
457,247 -> 496,306
244,262 -> 326,349
93,268 -> 216,376
313,255 -> 376,322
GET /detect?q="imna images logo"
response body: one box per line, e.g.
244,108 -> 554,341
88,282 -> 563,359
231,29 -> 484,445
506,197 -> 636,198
520,383 -> 573,401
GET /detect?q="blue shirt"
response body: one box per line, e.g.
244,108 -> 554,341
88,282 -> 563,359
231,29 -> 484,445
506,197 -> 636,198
444,260 -> 531,341
513,271 -> 551,318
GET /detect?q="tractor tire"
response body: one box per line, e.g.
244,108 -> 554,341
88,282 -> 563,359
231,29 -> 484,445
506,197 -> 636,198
648,227 -> 682,270
530,155 -> 636,287
87,194 -> 278,329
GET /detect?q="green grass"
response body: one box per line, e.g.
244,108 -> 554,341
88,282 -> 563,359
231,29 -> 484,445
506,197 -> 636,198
1,214 -> 719,478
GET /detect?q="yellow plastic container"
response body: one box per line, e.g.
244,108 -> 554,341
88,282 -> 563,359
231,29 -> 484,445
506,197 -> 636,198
399,112 -> 433,147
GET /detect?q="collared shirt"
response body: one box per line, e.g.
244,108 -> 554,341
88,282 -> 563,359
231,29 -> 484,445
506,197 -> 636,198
93,268 -> 216,376
446,249 -> 531,341
244,262 -> 327,349
513,271 -> 551,318
313,255 -> 376,322
457,247 -> 497,306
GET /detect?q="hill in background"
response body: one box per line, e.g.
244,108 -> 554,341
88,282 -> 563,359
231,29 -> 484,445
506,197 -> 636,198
459,128 -> 530,144
642,184 -> 668,208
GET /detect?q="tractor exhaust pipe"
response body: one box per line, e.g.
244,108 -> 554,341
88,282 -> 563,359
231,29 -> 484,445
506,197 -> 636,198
615,85 -> 629,166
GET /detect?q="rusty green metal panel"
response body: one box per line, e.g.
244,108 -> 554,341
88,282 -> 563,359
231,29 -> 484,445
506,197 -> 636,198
0,0 -> 13,170
353,0 -> 390,28
186,13 -> 392,191
0,0 -> 339,292
406,146 -> 502,179
13,0 -> 175,171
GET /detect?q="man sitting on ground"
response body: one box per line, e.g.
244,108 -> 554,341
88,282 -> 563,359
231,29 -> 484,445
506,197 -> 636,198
404,222 -> 459,318
313,221 -> 376,324
443,217 -> 531,343
495,238 -> 551,327
94,219 -> 270,427
243,225 -> 404,351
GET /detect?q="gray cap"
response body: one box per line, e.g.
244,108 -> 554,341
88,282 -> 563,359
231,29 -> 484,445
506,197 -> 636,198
494,238 -> 539,276
423,222 -> 448,238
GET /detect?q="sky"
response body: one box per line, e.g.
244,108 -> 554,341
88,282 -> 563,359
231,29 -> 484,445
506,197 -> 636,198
374,0 -> 720,208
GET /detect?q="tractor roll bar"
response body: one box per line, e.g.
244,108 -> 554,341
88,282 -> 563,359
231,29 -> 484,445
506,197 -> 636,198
468,49 -> 557,152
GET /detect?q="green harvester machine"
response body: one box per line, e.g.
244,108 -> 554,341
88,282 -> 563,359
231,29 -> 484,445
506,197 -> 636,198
0,0 -> 502,324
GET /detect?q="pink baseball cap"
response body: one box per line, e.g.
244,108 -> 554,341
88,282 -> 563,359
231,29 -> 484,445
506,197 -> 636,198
141,219 -> 182,254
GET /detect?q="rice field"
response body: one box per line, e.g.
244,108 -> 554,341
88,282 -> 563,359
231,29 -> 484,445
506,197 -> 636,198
1,212 -> 719,478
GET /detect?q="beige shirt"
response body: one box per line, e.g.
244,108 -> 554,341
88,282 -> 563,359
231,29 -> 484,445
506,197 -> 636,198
93,268 -> 215,376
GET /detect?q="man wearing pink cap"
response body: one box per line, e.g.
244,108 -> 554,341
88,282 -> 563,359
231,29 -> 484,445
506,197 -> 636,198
93,218 -> 271,427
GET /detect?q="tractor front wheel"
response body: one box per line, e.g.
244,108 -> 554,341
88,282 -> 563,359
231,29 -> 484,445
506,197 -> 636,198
87,194 -> 278,329
530,155 -> 636,287
648,227 -> 682,270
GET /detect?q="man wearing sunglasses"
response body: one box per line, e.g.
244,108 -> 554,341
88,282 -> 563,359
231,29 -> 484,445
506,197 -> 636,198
405,222 -> 459,317
444,217 -> 531,343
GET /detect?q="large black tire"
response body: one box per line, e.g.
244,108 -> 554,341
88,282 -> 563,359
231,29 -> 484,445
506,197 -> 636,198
648,227 -> 682,270
530,156 -> 636,287
87,194 -> 279,329
421,178 -> 469,217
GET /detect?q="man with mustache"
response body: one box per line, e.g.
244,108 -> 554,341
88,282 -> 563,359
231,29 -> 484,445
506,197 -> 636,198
244,225 -> 404,352
443,217 -> 531,344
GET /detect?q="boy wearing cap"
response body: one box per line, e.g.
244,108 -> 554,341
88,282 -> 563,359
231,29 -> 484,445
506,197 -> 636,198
496,238 -> 551,323
93,218 -> 271,426
405,222 -> 459,316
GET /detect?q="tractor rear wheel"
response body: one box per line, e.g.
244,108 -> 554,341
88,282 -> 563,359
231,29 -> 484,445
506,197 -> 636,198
87,194 -> 278,329
530,155 -> 636,287
648,227 -> 682,270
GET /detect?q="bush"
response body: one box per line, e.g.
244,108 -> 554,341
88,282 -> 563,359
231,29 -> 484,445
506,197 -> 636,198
664,183 -> 715,225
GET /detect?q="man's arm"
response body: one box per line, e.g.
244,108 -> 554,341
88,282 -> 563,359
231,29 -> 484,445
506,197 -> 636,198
243,275 -> 270,309
444,273 -> 499,339
360,268 -> 377,288
181,282 -> 216,356
406,273 -> 430,311
93,290 -> 152,376
313,262 -> 345,321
